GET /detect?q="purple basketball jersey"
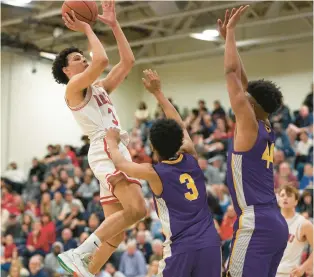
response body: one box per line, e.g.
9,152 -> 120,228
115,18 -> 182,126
153,153 -> 220,256
227,120 -> 277,215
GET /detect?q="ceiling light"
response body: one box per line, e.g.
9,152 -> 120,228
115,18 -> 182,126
89,52 -> 93,57
1,0 -> 32,7
190,29 -> 219,42
39,51 -> 56,61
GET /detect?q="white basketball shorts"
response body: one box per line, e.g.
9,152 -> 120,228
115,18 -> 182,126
88,138 -> 141,205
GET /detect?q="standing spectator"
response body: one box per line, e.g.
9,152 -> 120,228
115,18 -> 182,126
119,241 -> 147,277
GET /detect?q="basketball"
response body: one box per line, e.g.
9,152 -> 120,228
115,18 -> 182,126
62,1 -> 98,25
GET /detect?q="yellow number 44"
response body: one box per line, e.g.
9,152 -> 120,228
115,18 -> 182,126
179,173 -> 199,201
262,142 -> 275,169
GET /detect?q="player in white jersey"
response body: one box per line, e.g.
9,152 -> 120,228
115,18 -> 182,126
51,1 -> 147,276
277,185 -> 313,277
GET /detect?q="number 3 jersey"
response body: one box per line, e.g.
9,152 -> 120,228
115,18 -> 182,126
227,120 -> 277,216
152,153 -> 220,256
66,84 -> 129,145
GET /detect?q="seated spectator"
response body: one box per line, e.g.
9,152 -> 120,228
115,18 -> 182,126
303,84 -> 313,112
220,205 -> 237,242
103,263 -> 126,277
146,260 -> 159,277
4,214 -> 24,245
44,242 -> 63,275
28,255 -> 48,277
199,114 -> 215,139
149,239 -> 163,264
87,192 -> 104,221
287,105 -> 313,144
28,158 -> 46,182
129,142 -> 152,164
40,214 -> 56,246
59,190 -> 84,219
85,213 -> 99,234
297,190 -> 313,218
73,167 -> 84,185
78,232 -> 89,245
25,200 -> 40,218
1,208 -> 10,234
119,240 -> 147,277
21,213 -> 33,237
2,235 -> 17,265
212,100 -> 226,121
300,164 -> 313,191
40,193 -> 51,216
62,203 -> 86,237
273,123 -> 295,158
6,252 -> 29,277
50,179 -> 66,197
270,104 -> 292,129
274,162 -> 299,190
136,221 -> 152,242
136,231 -> 152,264
58,229 -> 77,252
25,221 -> 49,259
198,157 -> 224,187
295,131 -> 313,168
64,145 -> 79,167
76,174 -> 99,208
50,192 -> 64,221
65,177 -> 78,193
135,102 -> 149,124
273,150 -> 286,173
23,176 -> 41,202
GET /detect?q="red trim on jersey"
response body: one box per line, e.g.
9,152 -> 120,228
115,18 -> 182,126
66,88 -> 93,111
103,139 -> 111,159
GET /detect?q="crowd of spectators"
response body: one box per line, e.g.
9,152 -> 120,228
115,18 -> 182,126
1,86 -> 313,277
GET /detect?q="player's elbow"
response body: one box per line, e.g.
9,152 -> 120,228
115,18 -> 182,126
121,58 -> 135,70
224,67 -> 237,76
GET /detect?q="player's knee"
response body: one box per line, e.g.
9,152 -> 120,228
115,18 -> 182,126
127,199 -> 147,222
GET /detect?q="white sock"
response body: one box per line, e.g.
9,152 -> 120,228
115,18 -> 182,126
74,233 -> 101,255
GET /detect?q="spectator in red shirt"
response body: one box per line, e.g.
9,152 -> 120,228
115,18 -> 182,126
25,221 -> 49,260
3,234 -> 17,262
40,214 -> 56,246
64,145 -> 79,167
1,184 -> 14,210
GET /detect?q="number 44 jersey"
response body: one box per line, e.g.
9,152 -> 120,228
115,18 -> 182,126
66,84 -> 129,144
152,153 -> 220,256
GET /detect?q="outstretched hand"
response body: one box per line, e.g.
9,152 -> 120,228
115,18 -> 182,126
142,69 -> 162,95
105,127 -> 121,144
63,10 -> 89,32
98,0 -> 117,27
226,5 -> 249,30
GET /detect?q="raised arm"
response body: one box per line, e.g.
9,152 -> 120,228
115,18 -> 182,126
142,70 -> 197,159
96,0 -> 135,94
224,6 -> 257,129
63,11 -> 109,96
105,128 -> 163,196
218,8 -> 248,90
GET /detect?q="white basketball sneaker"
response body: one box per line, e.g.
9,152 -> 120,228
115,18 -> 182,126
58,250 -> 94,277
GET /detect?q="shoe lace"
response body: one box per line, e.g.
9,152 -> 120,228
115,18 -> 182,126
80,253 -> 93,268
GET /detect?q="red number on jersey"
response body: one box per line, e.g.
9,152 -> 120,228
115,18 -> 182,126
108,108 -> 119,126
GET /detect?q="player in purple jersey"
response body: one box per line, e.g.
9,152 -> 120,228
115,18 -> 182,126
105,69 -> 221,277
219,6 -> 289,277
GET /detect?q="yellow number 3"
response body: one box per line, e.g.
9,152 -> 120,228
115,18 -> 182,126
179,173 -> 199,201
262,142 -> 275,169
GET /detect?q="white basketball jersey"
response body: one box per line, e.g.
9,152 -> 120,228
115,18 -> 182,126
277,213 -> 307,274
66,84 -> 129,145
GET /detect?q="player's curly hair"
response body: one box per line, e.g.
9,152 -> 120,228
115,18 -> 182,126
150,119 -> 184,160
247,79 -> 283,114
52,47 -> 83,85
